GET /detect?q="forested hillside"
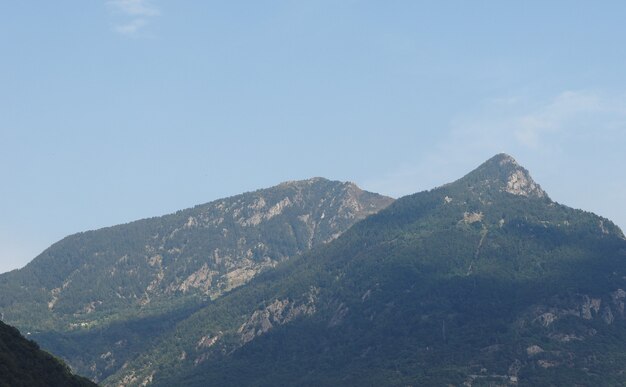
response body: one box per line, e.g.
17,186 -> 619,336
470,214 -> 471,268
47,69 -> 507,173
0,178 -> 391,382
0,320 -> 95,387
105,154 -> 626,386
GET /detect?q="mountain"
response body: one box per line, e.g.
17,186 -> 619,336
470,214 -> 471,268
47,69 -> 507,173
0,178 -> 392,382
0,319 -> 95,387
103,154 -> 626,386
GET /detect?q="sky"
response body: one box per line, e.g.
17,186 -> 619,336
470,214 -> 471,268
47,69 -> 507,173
1,1 -> 625,274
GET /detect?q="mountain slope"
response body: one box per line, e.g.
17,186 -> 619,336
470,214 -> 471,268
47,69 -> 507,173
0,320 -> 95,387
0,178 -> 392,382
106,154 -> 626,386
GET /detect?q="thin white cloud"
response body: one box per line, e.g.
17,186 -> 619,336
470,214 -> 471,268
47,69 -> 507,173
362,90 -> 626,230
107,0 -> 159,36
114,18 -> 148,36
510,91 -> 619,149
440,90 -> 626,157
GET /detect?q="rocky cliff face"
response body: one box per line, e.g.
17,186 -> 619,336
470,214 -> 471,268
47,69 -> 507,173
0,178 -> 391,329
453,153 -> 548,199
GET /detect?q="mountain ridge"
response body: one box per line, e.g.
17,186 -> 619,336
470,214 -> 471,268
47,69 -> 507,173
0,177 -> 393,382
103,154 -> 626,386
3,155 -> 625,386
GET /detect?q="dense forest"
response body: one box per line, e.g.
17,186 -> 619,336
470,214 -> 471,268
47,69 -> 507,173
0,320 -> 95,387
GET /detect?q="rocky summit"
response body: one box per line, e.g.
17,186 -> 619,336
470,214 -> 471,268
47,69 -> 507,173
452,153 -> 547,199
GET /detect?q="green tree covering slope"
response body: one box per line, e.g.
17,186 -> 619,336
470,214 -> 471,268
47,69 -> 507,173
105,154 -> 626,386
0,320 -> 95,387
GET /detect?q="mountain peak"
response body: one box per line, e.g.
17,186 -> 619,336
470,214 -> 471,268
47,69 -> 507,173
277,177 -> 330,187
275,178 -> 367,196
457,153 -> 548,199
489,152 -> 520,166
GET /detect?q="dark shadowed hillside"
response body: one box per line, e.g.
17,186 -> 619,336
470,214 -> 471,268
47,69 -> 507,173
0,320 -> 95,387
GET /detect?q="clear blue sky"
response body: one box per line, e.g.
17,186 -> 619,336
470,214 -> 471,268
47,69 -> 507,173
1,1 -> 625,273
